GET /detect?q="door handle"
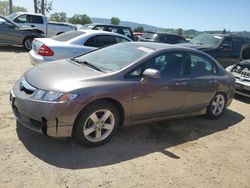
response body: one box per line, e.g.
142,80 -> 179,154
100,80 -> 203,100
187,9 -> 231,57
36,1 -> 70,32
30,25 -> 35,27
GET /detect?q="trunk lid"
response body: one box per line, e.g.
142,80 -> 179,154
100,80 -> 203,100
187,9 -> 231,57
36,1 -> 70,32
32,38 -> 66,53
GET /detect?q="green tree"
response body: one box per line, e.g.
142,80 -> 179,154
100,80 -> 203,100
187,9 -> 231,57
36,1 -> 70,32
133,26 -> 144,33
33,0 -> 53,15
0,1 -> 27,16
222,28 -> 227,34
111,17 -> 120,25
50,12 -> 67,22
68,14 -> 92,25
176,28 -> 183,36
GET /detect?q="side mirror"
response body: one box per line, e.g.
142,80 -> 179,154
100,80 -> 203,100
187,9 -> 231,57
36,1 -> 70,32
140,68 -> 160,84
220,44 -> 232,51
6,22 -> 16,28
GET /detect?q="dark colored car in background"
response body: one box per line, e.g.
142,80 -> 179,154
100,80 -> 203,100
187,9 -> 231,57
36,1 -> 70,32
180,33 -> 250,67
10,42 -> 235,146
82,23 -> 134,40
140,32 -> 187,44
0,16 -> 44,50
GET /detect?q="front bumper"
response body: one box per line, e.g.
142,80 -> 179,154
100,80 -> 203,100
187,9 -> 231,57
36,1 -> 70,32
235,79 -> 250,98
10,80 -> 84,137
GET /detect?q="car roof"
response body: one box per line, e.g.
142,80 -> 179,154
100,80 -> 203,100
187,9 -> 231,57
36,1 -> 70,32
78,29 -> 131,38
85,23 -> 131,29
12,12 -> 44,17
129,42 -> 212,57
144,32 -> 184,37
68,29 -> 132,43
130,42 -> 192,50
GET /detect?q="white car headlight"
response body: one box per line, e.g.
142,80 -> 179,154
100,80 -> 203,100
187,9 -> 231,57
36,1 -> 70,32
225,65 -> 234,72
31,90 -> 78,102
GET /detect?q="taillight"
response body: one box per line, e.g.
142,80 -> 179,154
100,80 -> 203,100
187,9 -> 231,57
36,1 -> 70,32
38,44 -> 54,56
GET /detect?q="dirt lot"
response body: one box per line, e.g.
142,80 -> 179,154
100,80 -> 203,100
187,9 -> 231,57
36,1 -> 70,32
0,46 -> 250,188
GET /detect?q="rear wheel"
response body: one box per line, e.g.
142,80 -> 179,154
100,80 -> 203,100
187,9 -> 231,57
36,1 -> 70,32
23,37 -> 33,51
73,101 -> 120,147
207,93 -> 226,119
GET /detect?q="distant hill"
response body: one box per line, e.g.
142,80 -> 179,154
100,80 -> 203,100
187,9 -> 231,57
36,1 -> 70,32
91,17 -> 250,38
91,17 -> 165,32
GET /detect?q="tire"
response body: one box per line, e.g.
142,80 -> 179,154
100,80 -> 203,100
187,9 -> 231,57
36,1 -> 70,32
207,93 -> 227,119
73,101 -> 120,147
23,37 -> 33,51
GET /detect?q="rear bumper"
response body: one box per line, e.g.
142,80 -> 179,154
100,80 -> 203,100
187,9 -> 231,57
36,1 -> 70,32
29,50 -> 53,65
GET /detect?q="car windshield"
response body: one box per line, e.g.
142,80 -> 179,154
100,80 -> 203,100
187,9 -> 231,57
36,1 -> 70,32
6,13 -> 18,20
52,30 -> 85,42
190,34 -> 223,47
75,43 -> 153,72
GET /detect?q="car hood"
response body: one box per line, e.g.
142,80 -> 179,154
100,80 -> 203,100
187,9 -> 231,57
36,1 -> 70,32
24,59 -> 105,92
177,42 -> 216,51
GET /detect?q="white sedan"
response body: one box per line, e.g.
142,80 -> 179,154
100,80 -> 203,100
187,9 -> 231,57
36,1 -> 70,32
29,30 -> 132,65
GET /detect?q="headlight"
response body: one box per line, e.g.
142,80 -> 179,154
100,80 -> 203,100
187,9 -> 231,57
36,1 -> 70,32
31,90 -> 78,102
225,65 -> 234,72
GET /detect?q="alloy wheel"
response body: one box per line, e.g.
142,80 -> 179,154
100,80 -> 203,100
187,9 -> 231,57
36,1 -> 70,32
24,39 -> 32,50
211,94 -> 225,116
83,109 -> 115,142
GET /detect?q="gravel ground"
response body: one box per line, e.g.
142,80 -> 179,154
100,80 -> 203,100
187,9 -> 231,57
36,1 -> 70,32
0,46 -> 250,188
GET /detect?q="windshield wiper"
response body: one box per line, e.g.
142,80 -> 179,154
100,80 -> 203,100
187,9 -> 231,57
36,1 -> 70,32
70,57 -> 105,72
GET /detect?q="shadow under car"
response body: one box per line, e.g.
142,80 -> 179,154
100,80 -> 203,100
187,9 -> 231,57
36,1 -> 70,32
16,108 -> 244,169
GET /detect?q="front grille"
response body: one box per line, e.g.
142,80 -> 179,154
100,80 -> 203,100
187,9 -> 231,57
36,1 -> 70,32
241,70 -> 250,78
236,88 -> 250,95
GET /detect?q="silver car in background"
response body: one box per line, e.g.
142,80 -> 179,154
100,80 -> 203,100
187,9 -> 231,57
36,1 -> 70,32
29,30 -> 132,65
11,42 -> 235,147
226,44 -> 250,98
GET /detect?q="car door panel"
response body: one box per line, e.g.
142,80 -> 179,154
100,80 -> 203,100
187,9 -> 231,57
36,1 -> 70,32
129,51 -> 188,121
0,18 -> 20,44
132,77 -> 187,121
184,76 -> 219,112
184,53 -> 219,112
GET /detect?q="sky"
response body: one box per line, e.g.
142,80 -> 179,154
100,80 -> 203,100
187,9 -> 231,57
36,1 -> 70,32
10,0 -> 250,31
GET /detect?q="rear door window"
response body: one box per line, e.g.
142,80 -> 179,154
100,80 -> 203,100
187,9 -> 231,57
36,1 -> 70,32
115,36 -> 130,43
188,54 -> 217,76
122,28 -> 132,39
106,26 -> 118,33
95,35 -> 116,47
31,15 -> 44,24
84,36 -> 96,47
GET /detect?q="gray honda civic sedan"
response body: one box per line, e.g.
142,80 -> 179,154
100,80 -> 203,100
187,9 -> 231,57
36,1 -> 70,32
10,42 -> 235,146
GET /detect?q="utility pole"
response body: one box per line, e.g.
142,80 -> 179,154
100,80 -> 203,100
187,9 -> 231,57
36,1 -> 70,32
9,0 -> 12,14
41,0 -> 45,15
34,0 -> 38,13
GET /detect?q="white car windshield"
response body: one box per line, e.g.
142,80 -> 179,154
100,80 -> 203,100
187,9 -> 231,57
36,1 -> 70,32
6,13 -> 19,20
75,43 -> 153,72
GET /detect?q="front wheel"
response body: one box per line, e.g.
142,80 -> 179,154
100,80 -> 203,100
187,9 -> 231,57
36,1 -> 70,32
207,93 -> 226,119
73,101 -> 120,147
23,37 -> 33,51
